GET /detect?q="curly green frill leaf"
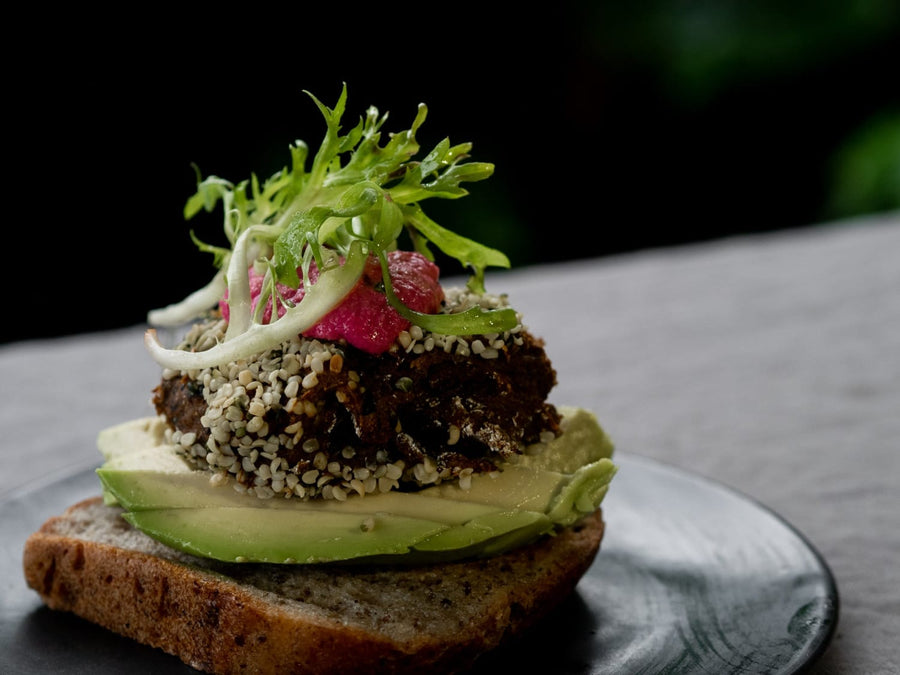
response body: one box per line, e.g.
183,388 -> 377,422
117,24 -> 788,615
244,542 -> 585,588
147,83 -> 513,367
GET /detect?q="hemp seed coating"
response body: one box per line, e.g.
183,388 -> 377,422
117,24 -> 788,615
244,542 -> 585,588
153,288 -> 562,501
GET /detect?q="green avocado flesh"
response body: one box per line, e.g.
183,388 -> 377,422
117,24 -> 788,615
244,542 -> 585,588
96,406 -> 616,564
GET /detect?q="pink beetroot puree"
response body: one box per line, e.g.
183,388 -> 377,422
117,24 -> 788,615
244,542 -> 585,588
220,250 -> 444,354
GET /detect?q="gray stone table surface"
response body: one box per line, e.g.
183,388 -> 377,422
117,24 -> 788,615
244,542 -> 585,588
2,211 -> 898,673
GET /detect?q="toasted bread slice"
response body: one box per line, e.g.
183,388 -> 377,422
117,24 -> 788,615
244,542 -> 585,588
23,496 -> 604,674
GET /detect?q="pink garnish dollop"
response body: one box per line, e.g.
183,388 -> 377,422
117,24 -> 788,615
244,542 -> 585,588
219,251 -> 444,354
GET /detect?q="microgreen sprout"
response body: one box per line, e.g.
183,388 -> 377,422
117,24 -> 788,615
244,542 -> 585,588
145,83 -> 516,370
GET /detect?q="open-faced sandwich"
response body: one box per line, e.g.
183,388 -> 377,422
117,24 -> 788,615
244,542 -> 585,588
23,84 -> 617,674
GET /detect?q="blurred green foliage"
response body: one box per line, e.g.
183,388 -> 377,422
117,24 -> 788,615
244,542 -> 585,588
589,0 -> 900,109
826,109 -> 900,217
577,0 -> 900,229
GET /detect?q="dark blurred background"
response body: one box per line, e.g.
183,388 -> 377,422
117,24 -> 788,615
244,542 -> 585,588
6,2 -> 899,344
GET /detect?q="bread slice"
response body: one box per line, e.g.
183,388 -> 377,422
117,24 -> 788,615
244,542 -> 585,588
23,496 -> 604,675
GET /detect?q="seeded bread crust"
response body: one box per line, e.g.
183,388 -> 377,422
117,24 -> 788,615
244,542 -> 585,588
23,497 -> 604,675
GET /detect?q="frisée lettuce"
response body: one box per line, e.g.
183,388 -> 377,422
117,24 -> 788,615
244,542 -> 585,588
145,83 -> 517,371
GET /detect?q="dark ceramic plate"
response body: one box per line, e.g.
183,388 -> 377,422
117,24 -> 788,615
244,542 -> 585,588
1,452 -> 838,674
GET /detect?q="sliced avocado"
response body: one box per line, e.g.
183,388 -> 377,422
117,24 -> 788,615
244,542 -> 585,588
98,467 -> 512,523
123,508 -> 450,563
95,406 -> 617,563
98,416 -> 170,462
98,416 -> 189,506
547,459 -> 617,526
410,510 -> 549,551
515,406 -> 615,472
345,511 -> 559,565
421,464 -> 565,513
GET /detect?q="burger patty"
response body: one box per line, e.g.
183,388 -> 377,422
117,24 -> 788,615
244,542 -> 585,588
152,319 -> 561,500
